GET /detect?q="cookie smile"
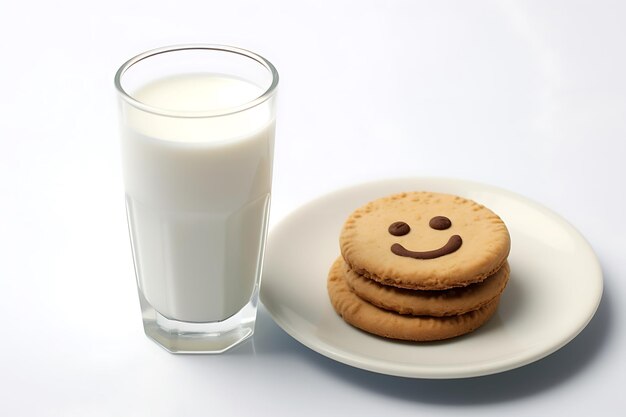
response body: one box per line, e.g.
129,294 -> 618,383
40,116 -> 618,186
391,235 -> 463,259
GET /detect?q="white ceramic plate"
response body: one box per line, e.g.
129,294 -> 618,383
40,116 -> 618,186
260,178 -> 603,378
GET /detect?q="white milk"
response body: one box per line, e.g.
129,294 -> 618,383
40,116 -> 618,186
120,74 -> 275,323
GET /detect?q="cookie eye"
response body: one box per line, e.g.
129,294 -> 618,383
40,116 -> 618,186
429,216 -> 451,230
389,221 -> 410,236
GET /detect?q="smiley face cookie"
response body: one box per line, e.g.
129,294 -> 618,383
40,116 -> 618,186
340,192 -> 511,290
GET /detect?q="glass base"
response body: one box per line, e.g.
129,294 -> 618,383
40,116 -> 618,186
138,287 -> 259,354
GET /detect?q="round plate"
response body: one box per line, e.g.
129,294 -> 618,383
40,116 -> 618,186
260,178 -> 603,378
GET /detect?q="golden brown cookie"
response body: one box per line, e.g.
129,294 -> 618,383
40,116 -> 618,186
327,258 -> 500,341
340,191 -> 511,290
343,259 -> 509,316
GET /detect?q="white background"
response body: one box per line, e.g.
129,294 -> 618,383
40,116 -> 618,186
1,0 -> 624,416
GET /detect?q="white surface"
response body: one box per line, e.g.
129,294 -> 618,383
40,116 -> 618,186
261,177 -> 603,378
0,0 -> 624,416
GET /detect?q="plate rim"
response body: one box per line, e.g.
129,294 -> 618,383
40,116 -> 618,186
261,176 -> 603,379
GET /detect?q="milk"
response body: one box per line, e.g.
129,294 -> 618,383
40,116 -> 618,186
120,74 -> 275,323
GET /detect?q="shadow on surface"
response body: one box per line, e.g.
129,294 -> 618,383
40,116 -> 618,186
225,305 -> 314,356
250,281 -> 613,405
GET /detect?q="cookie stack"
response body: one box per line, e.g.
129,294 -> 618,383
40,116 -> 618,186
327,191 -> 511,341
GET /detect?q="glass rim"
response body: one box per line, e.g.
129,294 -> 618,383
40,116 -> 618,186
114,44 -> 279,118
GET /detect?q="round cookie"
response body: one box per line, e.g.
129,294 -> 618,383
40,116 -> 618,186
327,258 -> 500,341
340,191 -> 511,290
343,259 -> 509,316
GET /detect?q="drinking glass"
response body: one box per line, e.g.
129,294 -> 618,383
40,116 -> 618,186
114,45 -> 278,353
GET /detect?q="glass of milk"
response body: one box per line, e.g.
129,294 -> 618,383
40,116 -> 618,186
114,45 -> 278,353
